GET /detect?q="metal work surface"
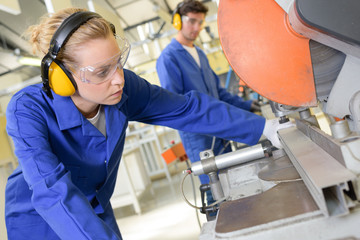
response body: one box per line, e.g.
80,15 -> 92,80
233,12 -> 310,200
258,154 -> 301,182
278,127 -> 358,217
201,206 -> 360,240
215,180 -> 318,233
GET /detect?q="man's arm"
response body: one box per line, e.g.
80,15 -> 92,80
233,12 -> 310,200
214,70 -> 253,111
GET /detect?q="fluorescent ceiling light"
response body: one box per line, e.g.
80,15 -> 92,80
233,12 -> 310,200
0,0 -> 21,15
17,56 -> 41,67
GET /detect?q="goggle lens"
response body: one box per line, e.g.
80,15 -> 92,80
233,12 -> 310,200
182,15 -> 205,27
78,36 -> 130,84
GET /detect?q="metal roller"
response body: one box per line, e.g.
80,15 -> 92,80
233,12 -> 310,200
190,142 -> 272,176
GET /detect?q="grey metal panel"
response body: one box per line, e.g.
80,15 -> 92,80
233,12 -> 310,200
216,181 -> 319,233
278,126 -> 358,217
296,119 -> 345,166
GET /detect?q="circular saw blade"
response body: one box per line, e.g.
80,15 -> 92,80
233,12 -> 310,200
218,0 -> 317,107
310,40 -> 346,102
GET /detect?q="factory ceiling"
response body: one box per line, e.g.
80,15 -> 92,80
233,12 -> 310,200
0,0 -> 219,92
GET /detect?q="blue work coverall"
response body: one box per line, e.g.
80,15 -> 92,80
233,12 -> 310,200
156,38 -> 255,184
5,69 -> 264,240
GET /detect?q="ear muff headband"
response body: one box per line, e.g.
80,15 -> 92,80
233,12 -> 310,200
172,2 -> 184,30
41,11 -> 102,98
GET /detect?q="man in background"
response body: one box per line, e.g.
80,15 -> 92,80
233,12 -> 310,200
156,0 -> 260,202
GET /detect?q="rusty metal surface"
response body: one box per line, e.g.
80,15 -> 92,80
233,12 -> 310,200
215,181 -> 318,233
258,155 -> 301,182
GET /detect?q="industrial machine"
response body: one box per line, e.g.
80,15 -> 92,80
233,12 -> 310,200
186,0 -> 360,239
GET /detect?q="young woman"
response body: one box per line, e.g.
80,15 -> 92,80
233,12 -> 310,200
4,7 -> 285,240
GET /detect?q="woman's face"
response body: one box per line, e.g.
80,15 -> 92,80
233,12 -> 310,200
70,35 -> 125,108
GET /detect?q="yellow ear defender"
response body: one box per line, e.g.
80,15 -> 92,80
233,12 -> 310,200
172,13 -> 182,30
172,2 -> 185,30
48,59 -> 77,96
41,11 -> 102,99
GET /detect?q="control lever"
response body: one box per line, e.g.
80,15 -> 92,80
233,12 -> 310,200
199,184 -> 218,221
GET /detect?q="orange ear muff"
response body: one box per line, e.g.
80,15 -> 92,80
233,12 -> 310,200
48,60 -> 77,96
172,13 -> 182,30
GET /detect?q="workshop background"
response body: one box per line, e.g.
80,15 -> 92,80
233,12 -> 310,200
4,1 -> 360,239
0,0 -> 234,239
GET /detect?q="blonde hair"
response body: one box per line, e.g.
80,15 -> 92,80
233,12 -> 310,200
24,8 -> 114,67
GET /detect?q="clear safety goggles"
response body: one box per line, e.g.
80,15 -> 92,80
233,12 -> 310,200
75,35 -> 131,84
181,15 -> 205,28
